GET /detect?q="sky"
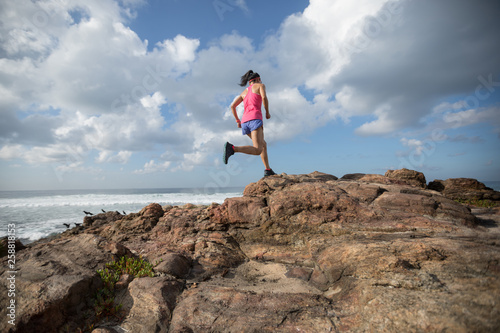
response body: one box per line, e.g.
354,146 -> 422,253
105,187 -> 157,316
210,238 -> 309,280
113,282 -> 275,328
0,0 -> 499,191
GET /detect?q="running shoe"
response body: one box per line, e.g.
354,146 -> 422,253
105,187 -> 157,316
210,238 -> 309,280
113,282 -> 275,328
264,169 -> 276,177
223,142 -> 234,164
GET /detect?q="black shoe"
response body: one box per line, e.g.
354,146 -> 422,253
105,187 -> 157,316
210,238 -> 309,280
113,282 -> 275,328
264,169 -> 276,177
223,142 -> 234,164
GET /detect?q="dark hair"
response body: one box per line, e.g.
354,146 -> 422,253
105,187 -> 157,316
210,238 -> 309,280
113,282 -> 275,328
239,70 -> 260,86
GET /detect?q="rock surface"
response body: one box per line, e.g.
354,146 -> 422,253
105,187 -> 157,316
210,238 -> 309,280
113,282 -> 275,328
1,169 -> 500,332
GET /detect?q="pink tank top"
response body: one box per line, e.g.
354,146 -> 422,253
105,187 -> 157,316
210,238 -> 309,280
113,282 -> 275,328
241,84 -> 263,123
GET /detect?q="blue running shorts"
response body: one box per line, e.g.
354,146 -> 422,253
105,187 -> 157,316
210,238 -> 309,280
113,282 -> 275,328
241,119 -> 263,135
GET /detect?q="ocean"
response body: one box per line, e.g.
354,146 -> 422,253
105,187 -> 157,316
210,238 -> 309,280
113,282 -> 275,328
0,187 -> 244,245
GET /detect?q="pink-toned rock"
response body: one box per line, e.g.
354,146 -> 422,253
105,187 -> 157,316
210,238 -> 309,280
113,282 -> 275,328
336,181 -> 387,204
139,203 -> 164,219
372,191 -> 476,226
224,196 -> 268,226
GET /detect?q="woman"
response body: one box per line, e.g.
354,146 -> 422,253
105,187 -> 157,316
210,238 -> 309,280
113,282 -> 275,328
223,70 -> 276,177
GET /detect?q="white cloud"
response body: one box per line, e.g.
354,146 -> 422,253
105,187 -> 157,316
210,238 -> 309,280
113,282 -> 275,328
233,0 -> 249,12
432,101 -> 469,114
0,144 -> 28,160
400,138 -> 424,156
140,91 -> 166,109
263,88 -> 339,141
25,144 -> 87,165
354,104 -> 401,136
157,35 -> 199,66
442,106 -> 500,129
420,104 -> 500,135
96,150 -> 132,164
134,159 -> 171,174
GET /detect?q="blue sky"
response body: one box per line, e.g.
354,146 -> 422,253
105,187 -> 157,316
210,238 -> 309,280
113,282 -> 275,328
0,0 -> 499,191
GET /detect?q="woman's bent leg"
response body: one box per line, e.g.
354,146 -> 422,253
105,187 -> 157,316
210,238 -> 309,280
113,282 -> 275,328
234,126 -> 264,156
233,126 -> 271,170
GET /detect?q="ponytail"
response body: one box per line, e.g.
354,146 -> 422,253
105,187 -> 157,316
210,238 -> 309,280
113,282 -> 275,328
239,70 -> 260,86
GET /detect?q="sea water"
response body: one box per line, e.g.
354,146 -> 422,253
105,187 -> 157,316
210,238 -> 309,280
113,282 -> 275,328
0,187 -> 243,244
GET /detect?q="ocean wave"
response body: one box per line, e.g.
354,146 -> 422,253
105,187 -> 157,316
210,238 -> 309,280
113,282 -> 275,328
0,190 -> 243,243
0,192 -> 241,208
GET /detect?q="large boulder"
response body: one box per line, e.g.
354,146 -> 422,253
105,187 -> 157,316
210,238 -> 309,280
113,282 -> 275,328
118,277 -> 184,333
385,168 -> 427,188
429,178 -> 500,202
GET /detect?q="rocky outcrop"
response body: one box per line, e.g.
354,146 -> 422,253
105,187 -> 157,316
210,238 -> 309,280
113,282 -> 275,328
428,177 -> 500,202
1,169 -> 499,333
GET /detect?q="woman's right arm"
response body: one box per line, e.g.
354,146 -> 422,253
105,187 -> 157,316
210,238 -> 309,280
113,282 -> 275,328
230,95 -> 243,127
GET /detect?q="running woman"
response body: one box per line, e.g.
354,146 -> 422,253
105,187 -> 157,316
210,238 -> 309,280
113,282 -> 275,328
223,70 -> 276,177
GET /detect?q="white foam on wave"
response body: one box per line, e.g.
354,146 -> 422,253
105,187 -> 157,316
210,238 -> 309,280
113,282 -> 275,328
18,216 -> 82,242
0,192 -> 241,208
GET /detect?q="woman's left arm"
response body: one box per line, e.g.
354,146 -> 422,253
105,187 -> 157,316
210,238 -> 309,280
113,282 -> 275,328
260,84 -> 270,119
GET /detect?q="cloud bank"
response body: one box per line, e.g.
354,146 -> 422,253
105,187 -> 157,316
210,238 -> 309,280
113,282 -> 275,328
1,0 -> 499,177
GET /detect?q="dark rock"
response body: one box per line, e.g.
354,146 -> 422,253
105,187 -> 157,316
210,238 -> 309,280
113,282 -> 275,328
428,179 -> 446,192
341,173 -> 366,180
0,237 -> 25,257
83,211 -> 123,228
154,253 -> 191,278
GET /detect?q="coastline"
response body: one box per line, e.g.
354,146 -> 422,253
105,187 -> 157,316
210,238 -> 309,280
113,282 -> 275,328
1,169 -> 499,332
1,169 -> 500,332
